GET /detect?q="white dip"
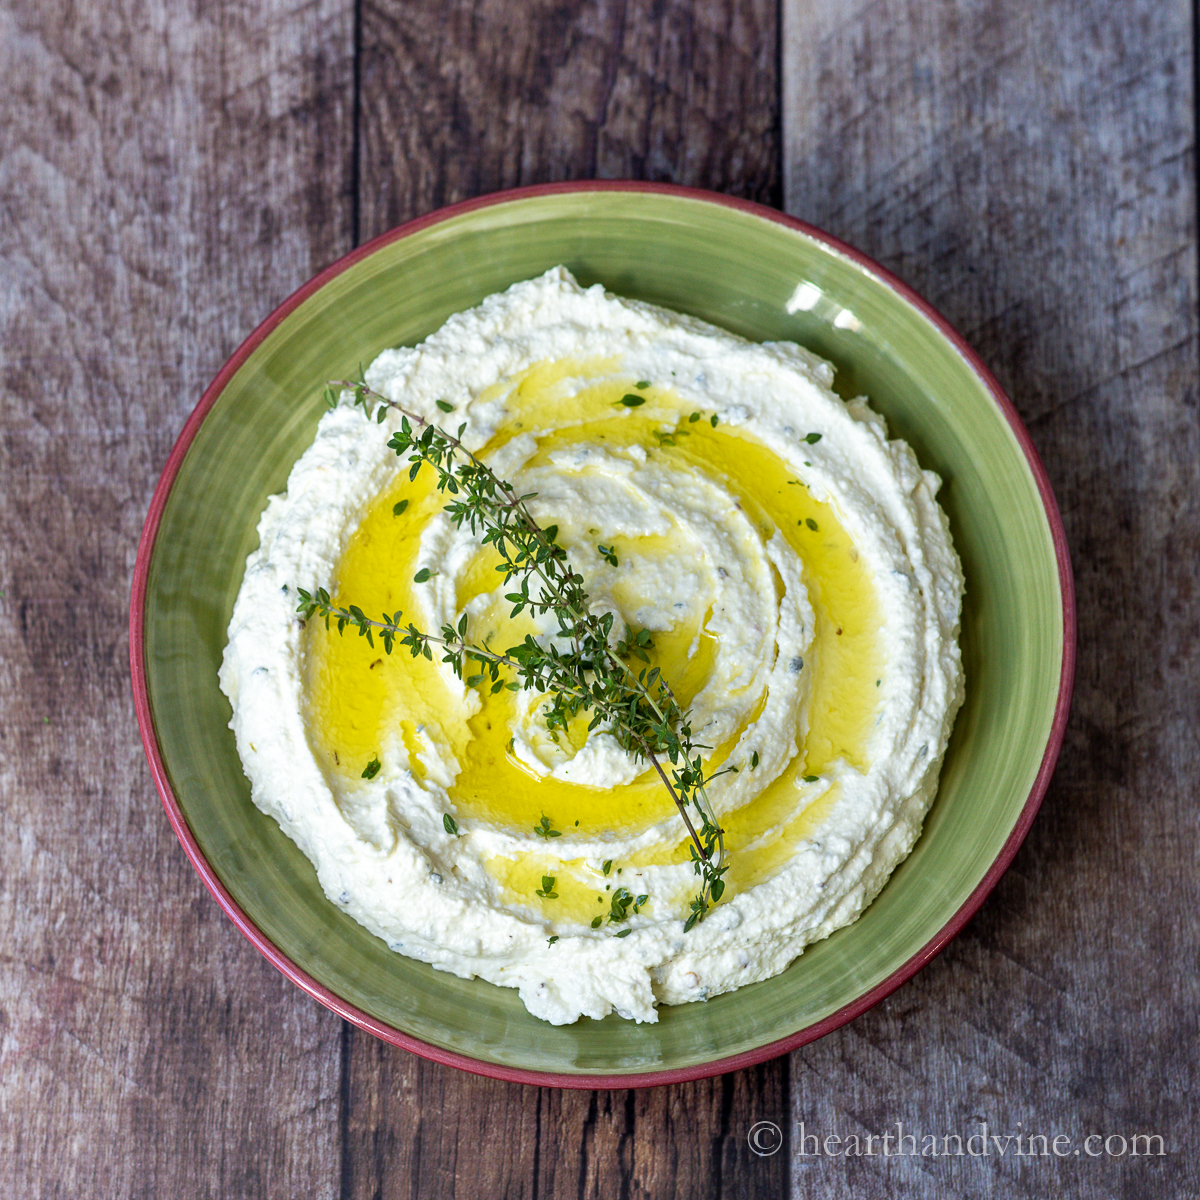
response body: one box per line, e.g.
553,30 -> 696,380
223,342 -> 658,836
219,267 -> 964,1025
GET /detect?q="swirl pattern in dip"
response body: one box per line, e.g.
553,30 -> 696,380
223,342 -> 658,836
219,267 -> 964,1024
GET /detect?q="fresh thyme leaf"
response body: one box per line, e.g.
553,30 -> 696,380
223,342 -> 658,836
413,567 -> 433,583
802,775 -> 819,783
710,413 -> 719,427
614,928 -> 632,938
618,394 -> 645,407
688,411 -> 701,423
548,935 -> 559,945
591,916 -> 603,928
635,380 -> 651,389
393,499 -> 409,516
536,875 -> 559,898
602,859 -> 613,876
608,887 -> 636,923
534,814 -> 562,839
750,750 -> 759,769
436,399 -> 454,412
597,543 -> 619,567
806,518 -> 819,531
362,756 -> 381,779
443,813 -> 460,836
805,431 -> 822,444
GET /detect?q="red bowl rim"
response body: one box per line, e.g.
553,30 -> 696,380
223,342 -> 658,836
129,180 -> 1076,1089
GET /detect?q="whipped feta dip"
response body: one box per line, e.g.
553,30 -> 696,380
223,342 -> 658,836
219,267 -> 964,1025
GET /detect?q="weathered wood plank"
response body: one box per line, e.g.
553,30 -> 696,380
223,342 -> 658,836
357,0 -> 781,241
340,1039 -> 790,1199
0,1 -> 355,1195
784,1 -> 1197,1196
345,3 -> 786,1198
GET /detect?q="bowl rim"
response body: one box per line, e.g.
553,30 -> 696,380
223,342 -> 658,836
129,180 -> 1076,1089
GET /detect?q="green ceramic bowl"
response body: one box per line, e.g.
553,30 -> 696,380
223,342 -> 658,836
131,183 -> 1074,1086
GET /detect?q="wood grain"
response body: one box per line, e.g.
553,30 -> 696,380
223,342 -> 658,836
340,1038 -> 790,1199
357,0 -> 780,241
784,1 -> 1197,1197
0,1 -> 355,1196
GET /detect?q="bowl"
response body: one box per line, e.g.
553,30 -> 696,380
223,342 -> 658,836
130,182 -> 1074,1086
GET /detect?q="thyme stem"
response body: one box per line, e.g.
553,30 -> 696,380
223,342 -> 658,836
301,376 -> 731,927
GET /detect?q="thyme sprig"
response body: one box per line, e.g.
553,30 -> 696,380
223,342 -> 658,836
299,376 -> 730,930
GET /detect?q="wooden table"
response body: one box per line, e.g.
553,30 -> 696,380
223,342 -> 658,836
2,1 -> 1194,1195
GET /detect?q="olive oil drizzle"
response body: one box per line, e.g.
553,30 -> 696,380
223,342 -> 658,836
302,361 -> 882,923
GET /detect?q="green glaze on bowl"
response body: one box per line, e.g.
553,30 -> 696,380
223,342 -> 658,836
131,183 -> 1074,1085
